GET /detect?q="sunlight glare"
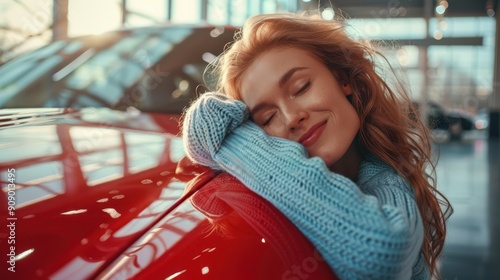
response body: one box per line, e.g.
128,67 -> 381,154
68,0 -> 121,37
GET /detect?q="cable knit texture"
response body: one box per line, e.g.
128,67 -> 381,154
182,92 -> 430,280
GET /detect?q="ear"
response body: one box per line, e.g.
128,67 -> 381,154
342,83 -> 352,96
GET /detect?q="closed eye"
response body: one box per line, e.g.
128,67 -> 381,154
296,79 -> 311,95
261,112 -> 276,126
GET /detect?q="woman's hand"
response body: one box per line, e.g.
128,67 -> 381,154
182,92 -> 249,169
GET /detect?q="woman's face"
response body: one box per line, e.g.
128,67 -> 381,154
240,47 -> 360,167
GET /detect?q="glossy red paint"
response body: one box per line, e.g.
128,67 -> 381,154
0,108 -> 338,279
0,108 -> 188,279
97,172 -> 337,280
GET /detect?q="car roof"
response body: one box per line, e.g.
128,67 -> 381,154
0,24 -> 237,114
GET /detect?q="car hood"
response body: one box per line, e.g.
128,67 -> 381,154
0,108 -> 204,279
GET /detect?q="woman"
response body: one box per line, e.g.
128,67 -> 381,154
182,12 -> 451,280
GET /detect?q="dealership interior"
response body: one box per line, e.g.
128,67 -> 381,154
1,0 -> 499,279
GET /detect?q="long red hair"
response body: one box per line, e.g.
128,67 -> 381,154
210,12 -> 452,278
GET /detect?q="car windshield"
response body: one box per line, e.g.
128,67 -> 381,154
0,25 -> 234,114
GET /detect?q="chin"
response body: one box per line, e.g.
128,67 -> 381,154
308,147 -> 344,167
314,148 -> 347,167
316,154 -> 338,168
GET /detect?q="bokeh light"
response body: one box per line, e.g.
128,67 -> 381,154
68,0 -> 121,37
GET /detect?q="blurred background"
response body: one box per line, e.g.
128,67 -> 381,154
0,0 -> 499,279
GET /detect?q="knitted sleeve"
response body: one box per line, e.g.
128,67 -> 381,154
182,93 -> 424,280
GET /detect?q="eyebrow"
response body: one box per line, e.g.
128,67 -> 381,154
278,66 -> 308,88
250,66 -> 308,116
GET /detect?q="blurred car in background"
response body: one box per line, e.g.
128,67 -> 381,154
472,108 -> 490,131
414,101 -> 478,141
0,24 -> 235,114
0,25 -> 338,279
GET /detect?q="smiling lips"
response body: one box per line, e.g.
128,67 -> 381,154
299,120 -> 327,147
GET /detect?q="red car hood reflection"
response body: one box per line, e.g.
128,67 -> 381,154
0,108 -> 201,279
0,108 -> 337,280
97,172 -> 336,280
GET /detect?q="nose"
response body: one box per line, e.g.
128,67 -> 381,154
282,105 -> 307,132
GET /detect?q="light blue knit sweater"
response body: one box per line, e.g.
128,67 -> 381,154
182,93 -> 430,280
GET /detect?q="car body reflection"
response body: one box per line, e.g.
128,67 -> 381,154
0,108 -> 187,279
0,108 -> 338,279
97,172 -> 336,280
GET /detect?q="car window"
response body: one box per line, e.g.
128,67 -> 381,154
0,55 -> 63,105
0,26 -> 235,114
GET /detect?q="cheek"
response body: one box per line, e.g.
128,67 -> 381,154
302,94 -> 330,112
309,85 -> 342,109
262,119 -> 286,138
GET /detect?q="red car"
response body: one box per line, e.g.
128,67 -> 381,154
0,24 -> 338,280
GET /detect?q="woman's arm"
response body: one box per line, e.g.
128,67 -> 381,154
182,93 -> 424,280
